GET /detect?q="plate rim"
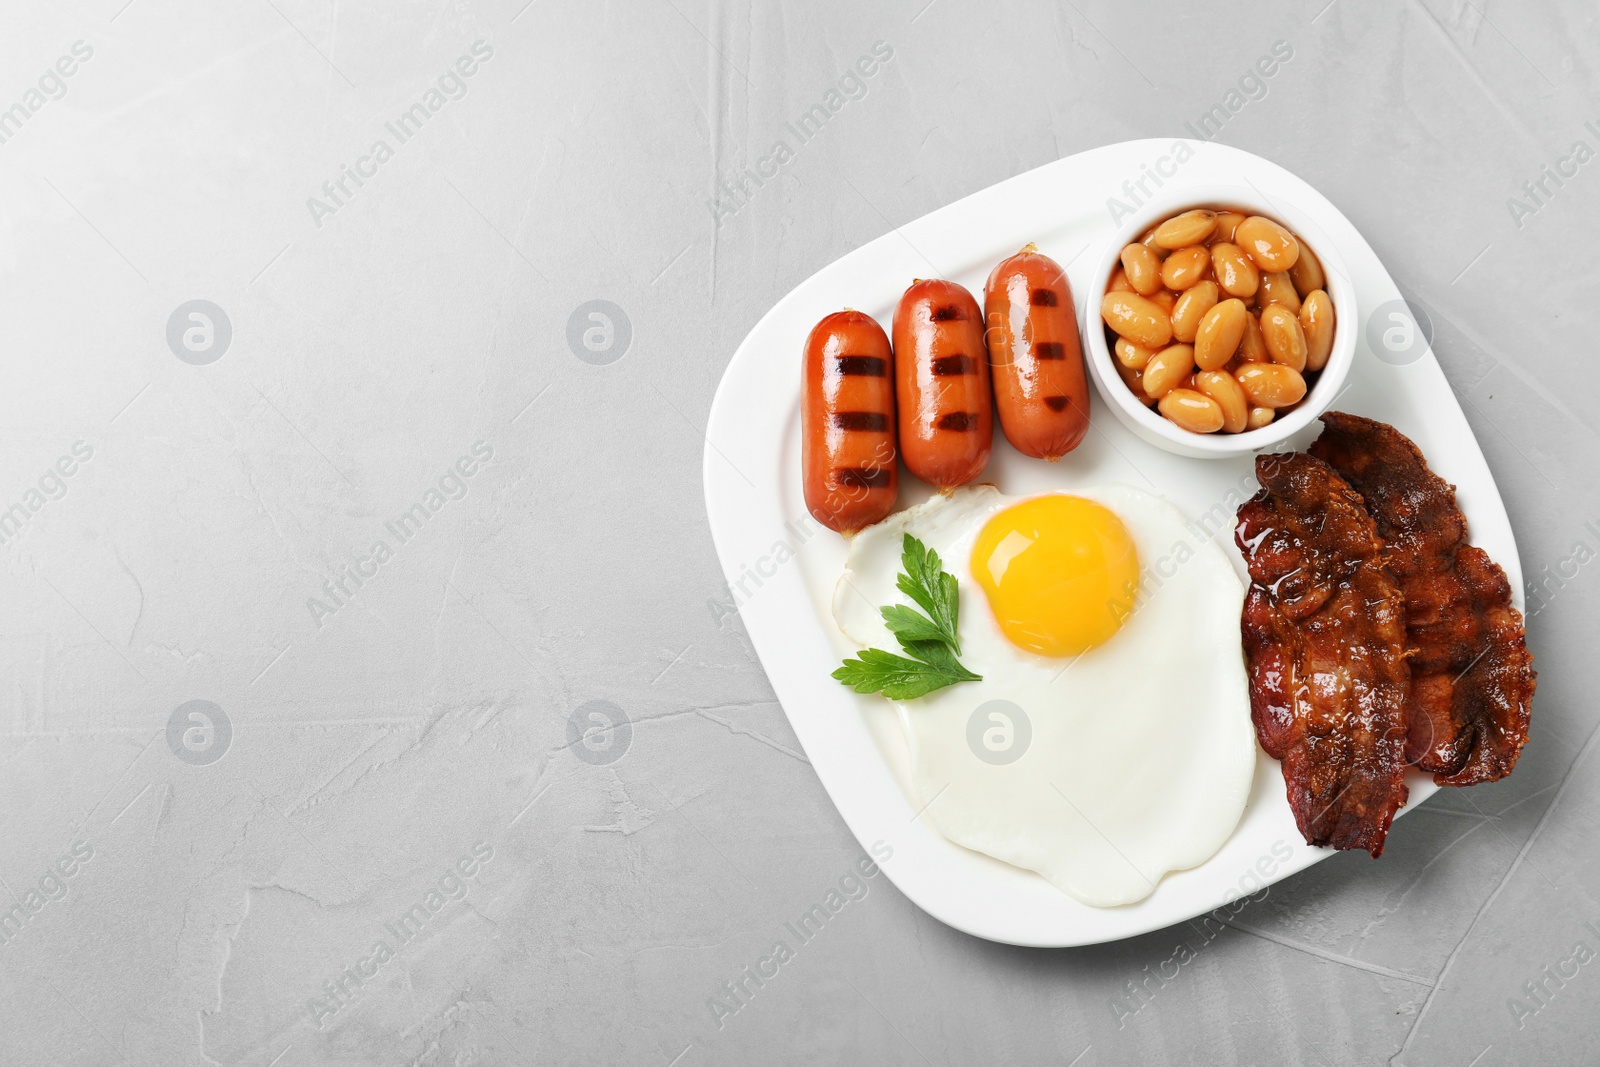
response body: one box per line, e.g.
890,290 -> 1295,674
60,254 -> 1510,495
702,137 -> 1526,947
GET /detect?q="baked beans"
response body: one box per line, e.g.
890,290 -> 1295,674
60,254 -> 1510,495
1101,291 -> 1173,349
1142,343 -> 1196,399
1170,281 -> 1219,344
1235,363 -> 1307,409
1101,205 -> 1334,435
1151,209 -> 1217,249
1300,289 -> 1335,372
1120,243 -> 1163,296
1157,388 -> 1225,434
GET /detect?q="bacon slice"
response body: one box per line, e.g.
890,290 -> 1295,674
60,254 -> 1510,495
1309,412 -> 1535,785
1236,452 -> 1411,855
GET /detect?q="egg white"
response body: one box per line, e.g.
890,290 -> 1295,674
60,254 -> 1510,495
833,483 -> 1256,907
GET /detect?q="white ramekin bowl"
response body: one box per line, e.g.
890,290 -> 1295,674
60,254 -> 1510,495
1082,183 -> 1356,459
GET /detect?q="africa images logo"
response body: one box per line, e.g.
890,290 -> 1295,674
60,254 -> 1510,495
305,40 -> 495,228
305,843 -> 496,1030
0,40 -> 94,149
306,442 -> 494,630
166,300 -> 232,365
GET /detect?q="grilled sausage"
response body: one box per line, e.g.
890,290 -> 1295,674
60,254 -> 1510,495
801,310 -> 898,533
984,245 -> 1090,460
892,279 -> 992,489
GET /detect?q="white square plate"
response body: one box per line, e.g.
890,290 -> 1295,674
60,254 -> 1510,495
702,139 -> 1525,947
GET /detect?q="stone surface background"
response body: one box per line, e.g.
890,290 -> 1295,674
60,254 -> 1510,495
0,1 -> 1596,1064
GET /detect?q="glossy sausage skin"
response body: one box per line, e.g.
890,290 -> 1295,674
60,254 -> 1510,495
801,310 -> 898,533
892,280 -> 992,489
984,247 -> 1089,460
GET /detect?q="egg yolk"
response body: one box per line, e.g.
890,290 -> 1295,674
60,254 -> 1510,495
970,496 -> 1140,657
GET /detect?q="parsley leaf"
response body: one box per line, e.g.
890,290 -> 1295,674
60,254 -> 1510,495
832,534 -> 981,700
879,604 -> 952,648
891,533 -> 962,654
831,644 -> 981,701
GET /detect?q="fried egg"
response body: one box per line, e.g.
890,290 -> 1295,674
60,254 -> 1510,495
833,484 -> 1255,907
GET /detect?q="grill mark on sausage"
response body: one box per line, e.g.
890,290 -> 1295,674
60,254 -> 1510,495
936,412 -> 978,432
835,355 -> 886,377
832,411 -> 888,432
833,467 -> 892,490
931,304 -> 966,321
1044,395 -> 1071,412
1034,341 -> 1066,360
932,354 -> 976,376
1030,288 -> 1058,307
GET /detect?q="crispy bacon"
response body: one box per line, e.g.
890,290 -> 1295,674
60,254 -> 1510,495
1309,412 -> 1536,785
1236,452 -> 1411,856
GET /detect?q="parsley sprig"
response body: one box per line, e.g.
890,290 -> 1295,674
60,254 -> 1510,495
832,534 -> 982,700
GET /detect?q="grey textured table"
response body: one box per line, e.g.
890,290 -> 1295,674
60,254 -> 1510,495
1,1 -> 1596,1064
